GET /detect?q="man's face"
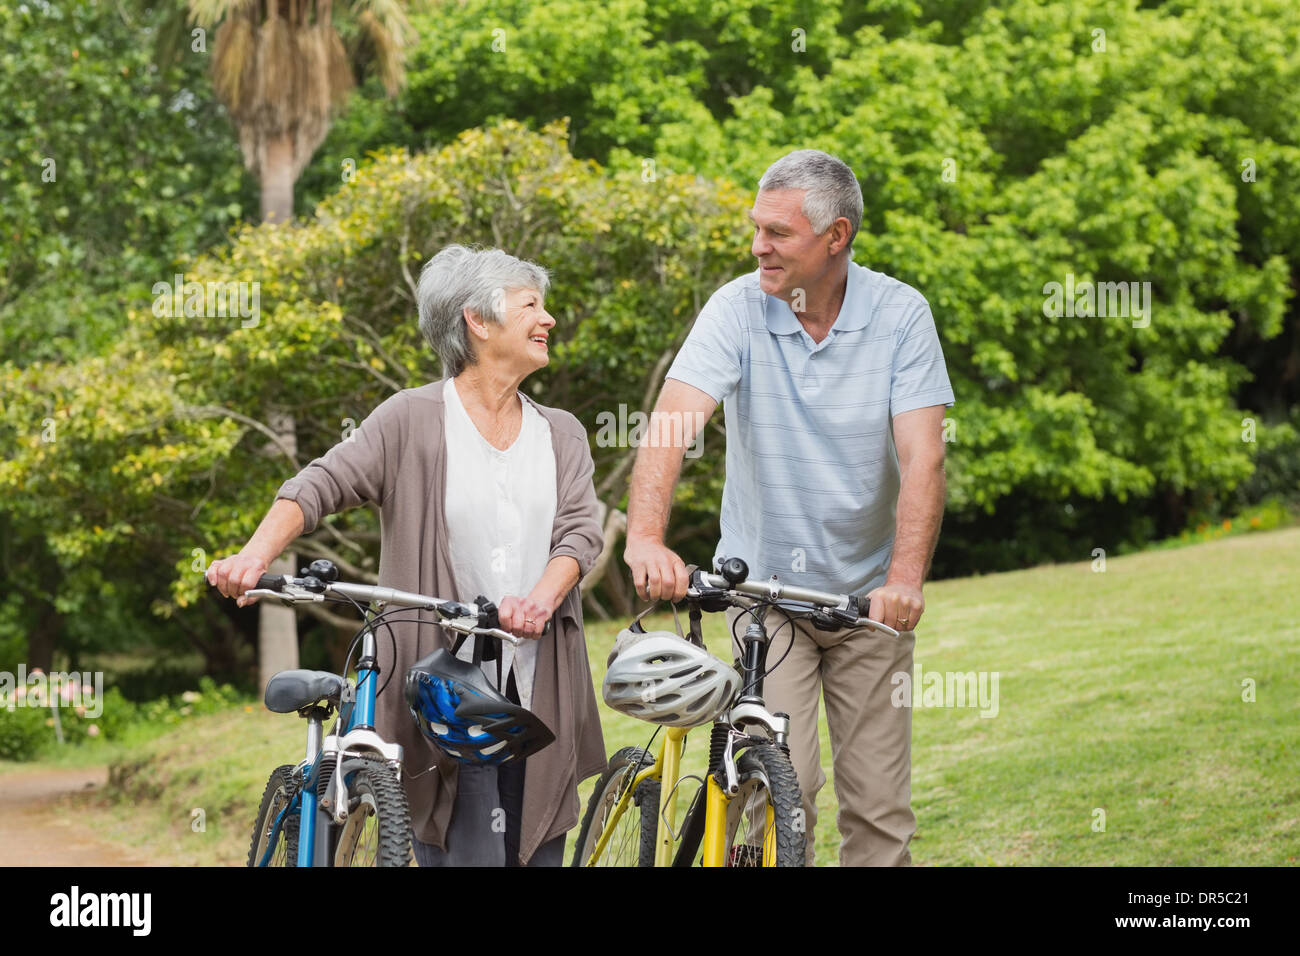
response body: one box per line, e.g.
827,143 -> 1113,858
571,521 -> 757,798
749,188 -> 834,302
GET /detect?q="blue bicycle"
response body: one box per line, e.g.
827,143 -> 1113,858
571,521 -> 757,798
242,559 -> 523,867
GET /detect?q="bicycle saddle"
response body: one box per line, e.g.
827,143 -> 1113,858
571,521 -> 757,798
265,669 -> 347,714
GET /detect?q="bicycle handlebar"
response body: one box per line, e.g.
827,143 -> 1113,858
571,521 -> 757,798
685,559 -> 901,639
246,570 -> 525,645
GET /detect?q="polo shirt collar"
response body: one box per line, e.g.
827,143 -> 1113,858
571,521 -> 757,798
762,262 -> 871,335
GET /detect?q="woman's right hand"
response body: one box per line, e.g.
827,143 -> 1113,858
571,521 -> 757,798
206,551 -> 270,607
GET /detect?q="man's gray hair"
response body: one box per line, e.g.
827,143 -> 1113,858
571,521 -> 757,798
757,149 -> 863,254
416,244 -> 551,377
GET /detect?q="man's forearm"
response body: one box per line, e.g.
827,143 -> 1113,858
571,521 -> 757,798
885,459 -> 946,590
245,498 -> 306,565
625,439 -> 687,543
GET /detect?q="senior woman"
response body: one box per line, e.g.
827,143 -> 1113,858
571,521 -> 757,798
205,244 -> 606,866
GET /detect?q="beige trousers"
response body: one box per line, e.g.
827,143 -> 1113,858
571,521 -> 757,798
728,605 -> 916,866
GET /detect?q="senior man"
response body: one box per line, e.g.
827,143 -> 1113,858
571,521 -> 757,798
624,149 -> 955,866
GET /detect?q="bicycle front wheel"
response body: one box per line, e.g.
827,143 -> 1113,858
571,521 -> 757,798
723,743 -> 805,867
571,747 -> 660,867
332,757 -> 412,867
248,764 -> 301,867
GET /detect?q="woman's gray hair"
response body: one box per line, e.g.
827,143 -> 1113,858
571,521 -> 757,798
757,149 -> 863,255
416,244 -> 551,377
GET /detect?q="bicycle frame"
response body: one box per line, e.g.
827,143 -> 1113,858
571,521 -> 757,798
579,558 -> 899,867
582,606 -> 786,867
245,565 -> 523,867
580,721 -> 781,867
256,609 -> 401,867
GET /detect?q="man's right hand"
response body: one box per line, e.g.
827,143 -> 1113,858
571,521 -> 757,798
623,535 -> 690,603
206,551 -> 270,608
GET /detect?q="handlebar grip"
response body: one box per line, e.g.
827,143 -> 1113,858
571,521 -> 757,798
256,574 -> 285,592
673,569 -> 705,607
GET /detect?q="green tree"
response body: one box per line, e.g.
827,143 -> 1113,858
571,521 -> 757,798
0,0 -> 250,672
165,0 -> 417,691
316,0 -> 1300,567
0,120 -> 752,677
0,0 -> 250,367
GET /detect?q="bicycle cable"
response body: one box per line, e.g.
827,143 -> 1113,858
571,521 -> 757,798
627,724 -> 662,804
333,592 -> 374,672
329,593 -> 385,690
351,606 -> 442,702
328,599 -> 413,704
727,598 -> 800,699
337,605 -> 502,703
758,602 -> 800,684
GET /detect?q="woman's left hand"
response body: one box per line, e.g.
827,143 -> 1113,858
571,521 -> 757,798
498,595 -> 552,639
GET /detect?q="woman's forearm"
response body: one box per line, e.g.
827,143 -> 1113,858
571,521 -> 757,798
528,555 -> 581,614
245,498 -> 306,564
499,555 -> 581,638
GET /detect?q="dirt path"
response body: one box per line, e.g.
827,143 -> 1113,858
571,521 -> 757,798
0,766 -> 150,866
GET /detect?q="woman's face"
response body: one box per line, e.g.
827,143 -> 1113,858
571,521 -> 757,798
474,286 -> 556,378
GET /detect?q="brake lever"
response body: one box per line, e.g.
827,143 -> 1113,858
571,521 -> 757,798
859,619 -> 901,638
482,619 -> 555,645
444,615 -> 526,647
475,626 -> 523,646
831,594 -> 899,638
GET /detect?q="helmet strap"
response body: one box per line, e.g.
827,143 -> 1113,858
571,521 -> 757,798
669,601 -> 685,640
628,589 -> 701,647
449,631 -> 506,693
688,605 -> 705,648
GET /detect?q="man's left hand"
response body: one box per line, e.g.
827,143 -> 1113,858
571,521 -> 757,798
865,582 -> 924,632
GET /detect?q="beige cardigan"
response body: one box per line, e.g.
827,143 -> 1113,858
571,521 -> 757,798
275,381 -> 607,863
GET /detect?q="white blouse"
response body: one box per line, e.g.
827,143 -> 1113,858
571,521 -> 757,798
443,378 -> 557,711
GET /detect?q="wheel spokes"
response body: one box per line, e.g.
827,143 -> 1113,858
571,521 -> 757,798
589,769 -> 644,866
727,778 -> 775,867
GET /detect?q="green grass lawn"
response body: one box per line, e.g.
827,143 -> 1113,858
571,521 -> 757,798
11,526 -> 1298,865
576,526 -> 1300,865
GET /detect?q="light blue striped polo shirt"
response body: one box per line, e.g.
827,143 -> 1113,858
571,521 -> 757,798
666,261 -> 956,598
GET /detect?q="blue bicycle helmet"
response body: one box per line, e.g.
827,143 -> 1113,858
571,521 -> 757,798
405,648 -> 554,765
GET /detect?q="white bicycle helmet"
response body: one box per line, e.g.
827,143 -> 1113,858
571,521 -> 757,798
603,629 -> 740,728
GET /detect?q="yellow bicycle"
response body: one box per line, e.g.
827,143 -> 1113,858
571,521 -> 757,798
571,557 -> 899,867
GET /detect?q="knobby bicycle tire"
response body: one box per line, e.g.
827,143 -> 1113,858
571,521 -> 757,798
248,764 -> 301,867
571,746 -> 660,867
723,743 -> 805,867
332,756 -> 412,867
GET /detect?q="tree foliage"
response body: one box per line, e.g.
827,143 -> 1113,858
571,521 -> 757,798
5,0 -> 1299,674
302,0 -> 1299,565
2,120 -> 751,667
0,0 -> 252,365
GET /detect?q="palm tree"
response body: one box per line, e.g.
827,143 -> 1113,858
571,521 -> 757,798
176,1 -> 414,692
188,0 -> 413,222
